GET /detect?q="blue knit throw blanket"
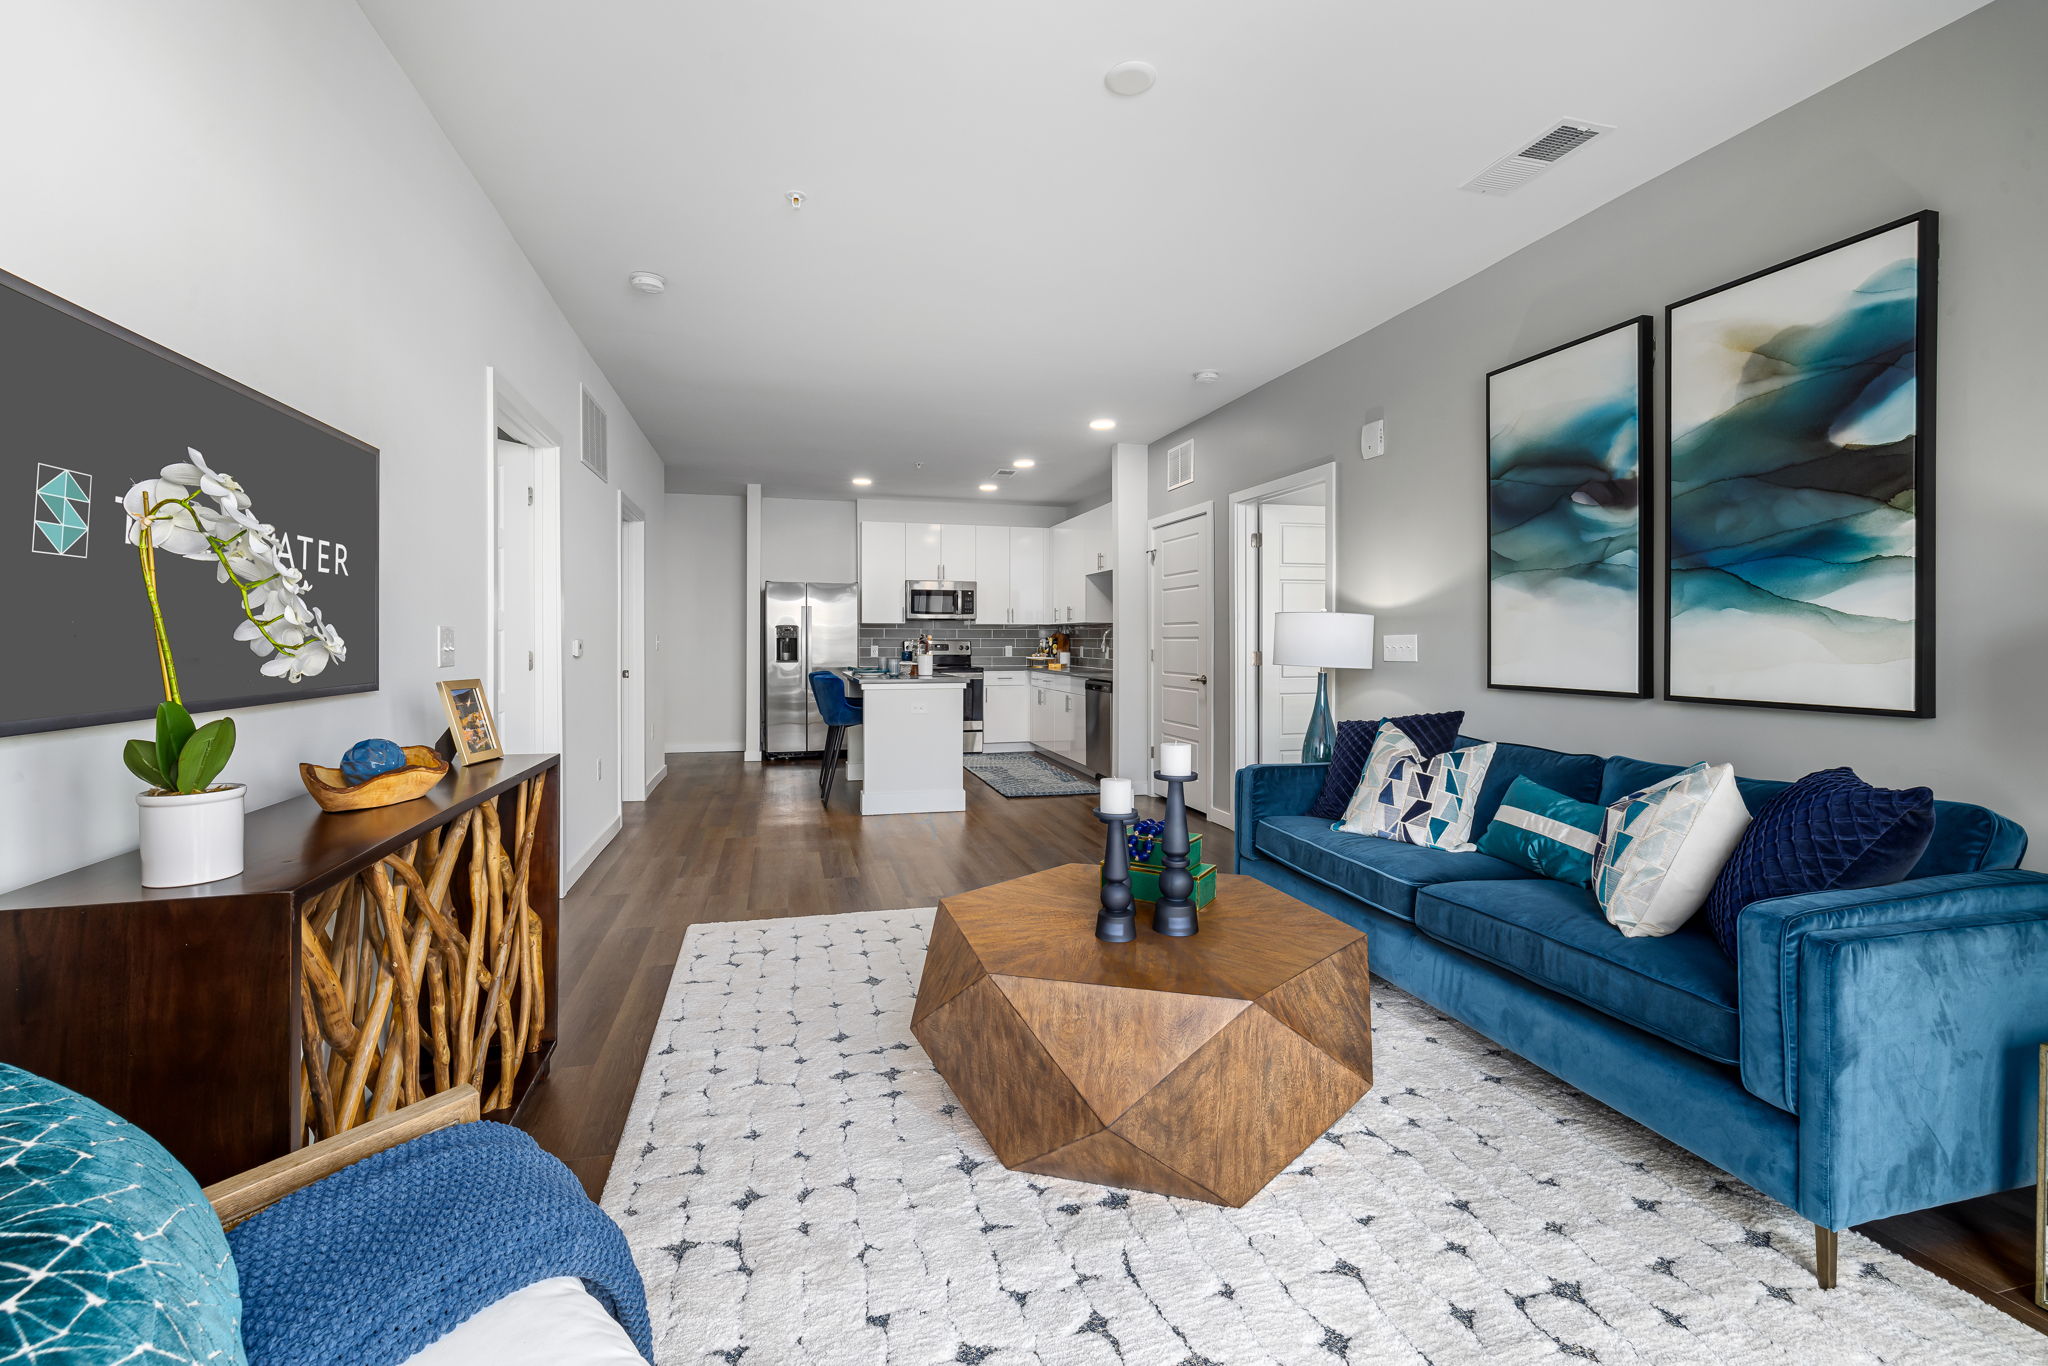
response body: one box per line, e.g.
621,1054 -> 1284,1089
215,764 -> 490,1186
227,1121 -> 652,1365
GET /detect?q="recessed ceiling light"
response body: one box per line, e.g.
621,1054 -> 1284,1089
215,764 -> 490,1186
850,476 -> 873,486
1089,418 -> 1116,431
978,483 -> 999,492
1012,457 -> 1036,468
1104,61 -> 1157,97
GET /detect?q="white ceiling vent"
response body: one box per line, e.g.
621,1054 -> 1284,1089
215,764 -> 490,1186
1166,439 -> 1195,491
1460,119 -> 1614,196
580,387 -> 609,483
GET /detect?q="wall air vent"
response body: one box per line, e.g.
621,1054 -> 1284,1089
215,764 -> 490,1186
580,387 -> 609,483
1166,439 -> 1194,490
1460,119 -> 1614,196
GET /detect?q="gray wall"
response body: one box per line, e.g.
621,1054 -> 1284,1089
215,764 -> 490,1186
1151,0 -> 2048,849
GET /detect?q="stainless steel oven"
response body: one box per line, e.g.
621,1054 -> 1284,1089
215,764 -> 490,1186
929,643 -> 983,752
904,580 -> 976,621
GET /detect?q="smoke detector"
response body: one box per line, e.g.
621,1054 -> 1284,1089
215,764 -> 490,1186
1104,61 -> 1157,96
1460,119 -> 1614,196
628,271 -> 667,294
1193,369 -> 1221,384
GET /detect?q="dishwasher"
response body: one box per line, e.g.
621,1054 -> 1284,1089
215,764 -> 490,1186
1084,677 -> 1113,778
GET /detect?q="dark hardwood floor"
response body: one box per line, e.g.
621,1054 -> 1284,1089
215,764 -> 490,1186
517,752 -> 2043,1336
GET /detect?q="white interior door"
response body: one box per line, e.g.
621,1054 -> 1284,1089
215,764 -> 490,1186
1150,509 -> 1212,813
618,504 -> 646,800
492,438 -> 540,752
1258,503 -> 1330,763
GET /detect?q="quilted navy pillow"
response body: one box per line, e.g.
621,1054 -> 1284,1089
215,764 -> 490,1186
1307,719 -> 1380,819
1392,709 -> 1464,760
1703,767 -> 1935,959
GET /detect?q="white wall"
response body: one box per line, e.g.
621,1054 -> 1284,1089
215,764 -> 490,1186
0,0 -> 666,892
761,497 -> 855,584
665,494 -> 746,750
855,497 -> 1068,528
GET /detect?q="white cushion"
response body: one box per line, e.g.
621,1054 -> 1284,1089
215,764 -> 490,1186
399,1276 -> 645,1366
1593,762 -> 1750,937
1338,725 -> 1497,853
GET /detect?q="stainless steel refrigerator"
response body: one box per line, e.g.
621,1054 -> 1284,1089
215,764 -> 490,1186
761,581 -> 858,758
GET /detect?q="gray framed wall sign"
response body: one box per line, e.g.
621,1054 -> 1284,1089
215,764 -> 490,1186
2,268 -> 379,736
1486,316 -> 1653,698
1665,212 -> 1935,717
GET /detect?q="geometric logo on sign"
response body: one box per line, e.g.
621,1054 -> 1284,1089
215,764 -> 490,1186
31,463 -> 92,558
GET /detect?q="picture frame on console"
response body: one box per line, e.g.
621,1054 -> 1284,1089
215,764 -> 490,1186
1485,315 -> 1653,698
1664,211 -> 1936,717
437,678 -> 504,766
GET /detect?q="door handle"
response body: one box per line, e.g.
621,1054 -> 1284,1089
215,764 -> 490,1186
1191,674 -> 1208,685
621,669 -> 631,678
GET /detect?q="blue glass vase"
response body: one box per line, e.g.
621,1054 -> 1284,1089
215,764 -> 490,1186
1301,671 -> 1335,763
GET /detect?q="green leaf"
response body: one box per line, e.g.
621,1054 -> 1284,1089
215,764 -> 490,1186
155,701 -> 195,784
176,717 -> 236,793
122,739 -> 168,790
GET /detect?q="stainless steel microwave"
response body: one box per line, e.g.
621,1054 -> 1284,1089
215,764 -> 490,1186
904,580 -> 976,620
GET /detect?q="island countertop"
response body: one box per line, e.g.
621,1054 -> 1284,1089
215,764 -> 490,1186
836,668 -> 966,688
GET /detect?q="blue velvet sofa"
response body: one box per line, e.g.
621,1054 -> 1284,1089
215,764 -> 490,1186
1235,740 -> 2048,1287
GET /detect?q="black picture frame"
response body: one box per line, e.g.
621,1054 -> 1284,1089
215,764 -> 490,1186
1662,210 -> 1936,718
1485,315 -> 1655,699
1,266 -> 380,737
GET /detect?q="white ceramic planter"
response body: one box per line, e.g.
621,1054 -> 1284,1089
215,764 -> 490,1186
135,784 -> 246,887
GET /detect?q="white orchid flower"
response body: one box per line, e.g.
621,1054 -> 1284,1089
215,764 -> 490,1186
160,448 -> 249,510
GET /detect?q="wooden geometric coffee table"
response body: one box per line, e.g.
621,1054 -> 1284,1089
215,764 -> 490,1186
911,862 -> 1371,1207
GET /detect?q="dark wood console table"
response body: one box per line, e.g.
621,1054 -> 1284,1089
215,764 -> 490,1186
0,754 -> 559,1184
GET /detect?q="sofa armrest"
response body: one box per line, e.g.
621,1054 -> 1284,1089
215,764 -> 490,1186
1234,763 -> 1329,870
204,1084 -> 480,1230
1738,871 -> 2048,1112
1794,913 -> 2048,1229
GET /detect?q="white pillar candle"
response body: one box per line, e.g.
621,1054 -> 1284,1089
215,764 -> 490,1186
1098,777 -> 1134,814
1159,741 -> 1193,776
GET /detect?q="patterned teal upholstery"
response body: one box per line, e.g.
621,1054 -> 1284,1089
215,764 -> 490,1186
0,1064 -> 244,1364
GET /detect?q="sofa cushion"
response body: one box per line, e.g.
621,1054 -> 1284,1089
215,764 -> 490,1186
1252,815 -> 1534,921
1467,740 -> 1606,841
1599,755 -> 2025,879
1307,719 -> 1381,819
1475,776 -> 1605,886
1415,878 -> 1741,1064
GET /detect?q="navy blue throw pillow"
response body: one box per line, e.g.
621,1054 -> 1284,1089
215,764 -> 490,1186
1307,719 -> 1381,820
1703,767 -> 1935,959
1390,709 -> 1464,761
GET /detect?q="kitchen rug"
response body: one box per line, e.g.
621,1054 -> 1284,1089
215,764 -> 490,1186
602,908 -> 2040,1364
963,752 -> 1098,798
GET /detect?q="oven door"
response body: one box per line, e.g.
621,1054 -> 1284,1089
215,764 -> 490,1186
904,581 -> 973,619
961,677 -> 985,753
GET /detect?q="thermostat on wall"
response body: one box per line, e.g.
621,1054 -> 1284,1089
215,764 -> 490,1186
1360,419 -> 1386,460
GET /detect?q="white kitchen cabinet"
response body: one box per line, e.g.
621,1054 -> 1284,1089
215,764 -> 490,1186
1046,505 -> 1114,625
903,523 -> 945,581
982,673 -> 1029,744
1008,526 -> 1049,625
1050,520 -> 1082,624
1030,674 -> 1086,763
859,521 -> 905,624
940,524 -> 978,581
973,525 -> 1010,622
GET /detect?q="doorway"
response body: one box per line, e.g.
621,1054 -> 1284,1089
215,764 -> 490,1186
1148,503 -> 1214,815
1229,462 -> 1339,778
617,495 -> 648,803
487,372 -> 563,761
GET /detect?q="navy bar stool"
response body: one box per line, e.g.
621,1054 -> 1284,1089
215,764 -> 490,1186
808,670 -> 863,806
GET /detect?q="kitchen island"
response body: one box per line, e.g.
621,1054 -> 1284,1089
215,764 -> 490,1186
838,669 -> 967,815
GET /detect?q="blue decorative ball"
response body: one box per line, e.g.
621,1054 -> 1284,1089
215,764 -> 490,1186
340,738 -> 408,786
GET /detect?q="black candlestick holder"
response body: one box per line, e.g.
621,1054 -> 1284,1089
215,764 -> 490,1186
1152,769 -> 1200,937
1095,808 -> 1136,942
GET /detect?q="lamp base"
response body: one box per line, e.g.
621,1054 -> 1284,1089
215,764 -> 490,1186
1301,671 -> 1335,764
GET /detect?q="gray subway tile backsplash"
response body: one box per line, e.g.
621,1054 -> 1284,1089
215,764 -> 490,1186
857,622 -> 1111,667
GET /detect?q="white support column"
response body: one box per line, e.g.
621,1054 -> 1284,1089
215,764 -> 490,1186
1110,442 -> 1150,784
743,483 -> 763,762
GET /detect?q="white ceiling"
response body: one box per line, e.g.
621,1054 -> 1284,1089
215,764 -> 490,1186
361,0 -> 1986,506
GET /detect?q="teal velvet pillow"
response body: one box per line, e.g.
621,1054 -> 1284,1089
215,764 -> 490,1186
0,1064 -> 245,1364
1476,775 -> 1604,886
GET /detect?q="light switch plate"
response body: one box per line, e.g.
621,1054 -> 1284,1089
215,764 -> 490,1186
436,625 -> 455,668
1383,633 -> 1419,662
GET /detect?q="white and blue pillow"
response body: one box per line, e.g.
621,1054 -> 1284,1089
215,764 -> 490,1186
1339,724 -> 1497,852
1593,762 -> 1751,937
1476,775 -> 1604,885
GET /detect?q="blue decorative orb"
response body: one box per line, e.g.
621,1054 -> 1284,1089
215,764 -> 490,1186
340,738 -> 407,786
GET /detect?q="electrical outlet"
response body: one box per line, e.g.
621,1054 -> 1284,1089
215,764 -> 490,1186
1383,633 -> 1419,663
436,625 -> 455,668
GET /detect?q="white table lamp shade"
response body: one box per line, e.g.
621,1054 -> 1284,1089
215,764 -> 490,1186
1271,611 -> 1376,670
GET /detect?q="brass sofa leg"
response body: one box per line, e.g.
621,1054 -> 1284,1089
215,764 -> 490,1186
1815,1225 -> 1838,1290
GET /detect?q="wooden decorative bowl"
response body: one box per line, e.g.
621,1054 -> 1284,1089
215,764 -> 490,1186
300,746 -> 449,812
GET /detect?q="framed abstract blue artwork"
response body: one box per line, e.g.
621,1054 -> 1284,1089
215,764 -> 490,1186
1665,212 -> 1936,717
1487,316 -> 1653,697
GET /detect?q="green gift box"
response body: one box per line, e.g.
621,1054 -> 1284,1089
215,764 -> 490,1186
1101,859 -> 1218,910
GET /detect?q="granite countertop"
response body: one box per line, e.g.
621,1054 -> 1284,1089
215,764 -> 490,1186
837,668 -> 965,687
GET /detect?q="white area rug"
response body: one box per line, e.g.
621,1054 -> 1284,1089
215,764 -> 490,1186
602,909 -> 2039,1364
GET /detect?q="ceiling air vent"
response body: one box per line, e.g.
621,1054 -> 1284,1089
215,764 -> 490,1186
580,387 -> 609,483
1460,119 -> 1614,196
1166,440 -> 1194,491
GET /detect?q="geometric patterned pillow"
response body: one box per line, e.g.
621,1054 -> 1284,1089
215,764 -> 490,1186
1593,762 -> 1751,938
1339,728 -> 1497,852
0,1064 -> 245,1364
1337,722 -> 1424,837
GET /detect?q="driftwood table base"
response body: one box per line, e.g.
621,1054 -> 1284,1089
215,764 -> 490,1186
911,863 -> 1372,1207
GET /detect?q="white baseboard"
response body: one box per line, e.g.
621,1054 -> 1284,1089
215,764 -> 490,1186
667,740 -> 743,752
642,764 -> 668,798
849,761 -> 865,780
860,786 -> 966,815
564,815 -> 624,893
